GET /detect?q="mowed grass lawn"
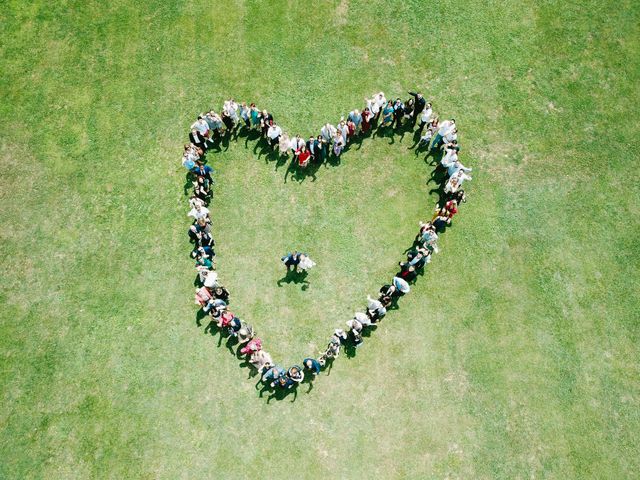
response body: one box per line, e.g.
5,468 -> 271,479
1,0 -> 639,478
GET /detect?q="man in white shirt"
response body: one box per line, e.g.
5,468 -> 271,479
441,149 -> 472,177
431,119 -> 456,151
267,122 -> 282,149
444,169 -> 472,194
191,117 -> 210,137
188,204 -> 210,221
444,128 -> 457,144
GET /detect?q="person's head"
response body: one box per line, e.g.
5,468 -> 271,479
304,359 -> 312,368
451,118 -> 456,124
269,119 -> 274,126
426,102 -> 432,108
317,135 -> 322,141
417,93 -> 423,99
354,109 -> 360,115
309,135 -> 314,141
191,128 -> 197,135
262,110 -> 268,116
301,144 -> 306,151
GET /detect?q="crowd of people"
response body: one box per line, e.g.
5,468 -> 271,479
181,90 -> 472,397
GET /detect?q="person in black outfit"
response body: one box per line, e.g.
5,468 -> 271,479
393,98 -> 404,130
408,91 -> 427,126
189,128 -> 207,152
259,110 -> 273,137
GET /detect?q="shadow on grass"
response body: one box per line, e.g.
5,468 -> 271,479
277,269 -> 310,290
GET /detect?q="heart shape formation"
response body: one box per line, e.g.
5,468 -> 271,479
181,92 -> 472,397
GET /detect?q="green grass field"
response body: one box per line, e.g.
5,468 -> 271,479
1,0 -> 639,478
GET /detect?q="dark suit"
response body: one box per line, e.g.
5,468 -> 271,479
409,92 -> 426,125
190,131 -> 207,151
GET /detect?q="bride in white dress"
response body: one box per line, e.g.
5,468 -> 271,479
297,254 -> 316,272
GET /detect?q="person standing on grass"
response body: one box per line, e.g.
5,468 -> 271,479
373,91 -> 387,122
417,102 -> 433,133
287,365 -> 304,385
348,109 -> 363,134
296,144 -> 311,168
188,203 -> 210,222
239,102 -> 251,128
249,103 -> 260,129
303,357 -> 322,376
408,91 -> 427,125
281,251 -> 301,271
337,119 -> 349,145
431,118 -> 456,152
306,135 -> 319,163
316,135 -> 327,162
189,128 -> 207,152
278,133 -> 291,157
290,134 -> 305,162
393,98 -> 405,130
332,131 -> 345,157
259,110 -> 273,137
192,161 -> 214,187
444,168 -> 472,195
267,121 -> 282,149
381,100 -> 395,128
361,107 -> 374,135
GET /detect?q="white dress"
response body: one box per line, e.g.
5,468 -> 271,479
298,255 -> 316,271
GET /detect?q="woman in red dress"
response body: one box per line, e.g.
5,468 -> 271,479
296,144 -> 311,168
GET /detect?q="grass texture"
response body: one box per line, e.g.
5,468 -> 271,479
1,0 -> 639,478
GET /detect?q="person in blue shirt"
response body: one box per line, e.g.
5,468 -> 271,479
262,365 -> 285,385
303,358 -> 321,376
281,251 -> 301,272
191,161 -> 214,186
